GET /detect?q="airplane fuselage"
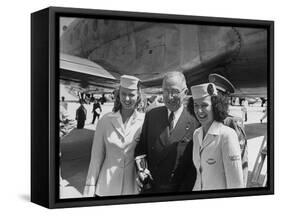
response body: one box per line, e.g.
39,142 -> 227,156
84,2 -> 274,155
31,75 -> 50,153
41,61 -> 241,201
60,18 -> 268,96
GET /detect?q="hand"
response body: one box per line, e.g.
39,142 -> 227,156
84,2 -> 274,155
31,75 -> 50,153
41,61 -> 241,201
136,175 -> 143,192
136,169 -> 153,192
83,185 -> 96,197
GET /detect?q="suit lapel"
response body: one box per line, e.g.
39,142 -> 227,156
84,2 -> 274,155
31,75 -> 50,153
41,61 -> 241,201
200,121 -> 220,153
124,111 -> 143,137
159,108 -> 170,147
168,109 -> 190,144
200,134 -> 215,153
110,112 -> 125,139
156,108 -> 191,165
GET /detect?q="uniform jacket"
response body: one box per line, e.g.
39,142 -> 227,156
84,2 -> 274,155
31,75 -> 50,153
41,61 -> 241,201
224,116 -> 248,186
134,106 -> 199,193
85,110 -> 145,196
192,121 -> 244,191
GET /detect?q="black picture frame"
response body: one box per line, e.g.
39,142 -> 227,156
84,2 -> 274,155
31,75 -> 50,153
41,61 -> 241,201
31,6 -> 274,209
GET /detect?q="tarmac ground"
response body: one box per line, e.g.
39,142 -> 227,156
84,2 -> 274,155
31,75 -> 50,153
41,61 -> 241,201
60,102 -> 268,198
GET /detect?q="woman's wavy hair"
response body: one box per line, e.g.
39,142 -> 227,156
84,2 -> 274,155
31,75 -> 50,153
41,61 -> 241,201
112,82 -> 143,113
186,96 -> 196,118
187,92 -> 229,122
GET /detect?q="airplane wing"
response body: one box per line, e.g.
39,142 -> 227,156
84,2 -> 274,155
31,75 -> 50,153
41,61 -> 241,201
60,53 -> 120,90
230,90 -> 267,98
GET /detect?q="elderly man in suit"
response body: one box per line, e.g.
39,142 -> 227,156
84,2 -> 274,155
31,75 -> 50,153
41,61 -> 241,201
134,71 -> 199,194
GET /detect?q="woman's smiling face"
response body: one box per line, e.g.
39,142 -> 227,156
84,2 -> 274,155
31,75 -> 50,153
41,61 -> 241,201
193,96 -> 214,128
119,86 -> 139,111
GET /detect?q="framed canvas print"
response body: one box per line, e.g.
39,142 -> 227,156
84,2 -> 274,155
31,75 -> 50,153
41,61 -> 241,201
31,6 -> 274,208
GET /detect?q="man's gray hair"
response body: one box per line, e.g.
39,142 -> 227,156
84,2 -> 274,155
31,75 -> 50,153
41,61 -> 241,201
162,71 -> 187,89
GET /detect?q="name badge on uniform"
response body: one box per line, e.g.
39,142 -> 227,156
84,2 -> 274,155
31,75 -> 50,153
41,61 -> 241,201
206,158 -> 216,165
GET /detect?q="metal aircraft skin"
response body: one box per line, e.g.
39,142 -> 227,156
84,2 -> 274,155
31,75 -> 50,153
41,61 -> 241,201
60,18 -> 267,97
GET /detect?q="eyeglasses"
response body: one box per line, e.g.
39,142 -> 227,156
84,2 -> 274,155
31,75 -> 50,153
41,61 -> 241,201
163,89 -> 185,97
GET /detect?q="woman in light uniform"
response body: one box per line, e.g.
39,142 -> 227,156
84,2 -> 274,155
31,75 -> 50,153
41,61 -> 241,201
190,83 -> 244,190
83,75 -> 145,197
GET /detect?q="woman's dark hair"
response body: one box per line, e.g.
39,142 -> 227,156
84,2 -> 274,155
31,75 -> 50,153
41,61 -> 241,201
211,92 -> 229,122
187,92 -> 229,122
112,83 -> 142,113
186,96 -> 196,118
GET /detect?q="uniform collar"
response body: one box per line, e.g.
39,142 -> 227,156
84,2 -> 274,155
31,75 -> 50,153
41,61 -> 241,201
109,110 -> 144,138
206,121 -> 221,136
196,121 -> 221,151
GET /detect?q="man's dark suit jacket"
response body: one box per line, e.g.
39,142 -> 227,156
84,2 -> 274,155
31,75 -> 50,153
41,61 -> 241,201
76,105 -> 87,129
92,102 -> 102,114
135,106 -> 199,194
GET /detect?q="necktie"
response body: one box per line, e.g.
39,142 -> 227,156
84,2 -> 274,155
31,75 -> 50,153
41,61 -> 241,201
168,111 -> 175,135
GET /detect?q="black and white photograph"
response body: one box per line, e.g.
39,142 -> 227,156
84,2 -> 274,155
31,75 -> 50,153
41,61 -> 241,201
58,15 -> 271,200
2,0 -> 281,213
